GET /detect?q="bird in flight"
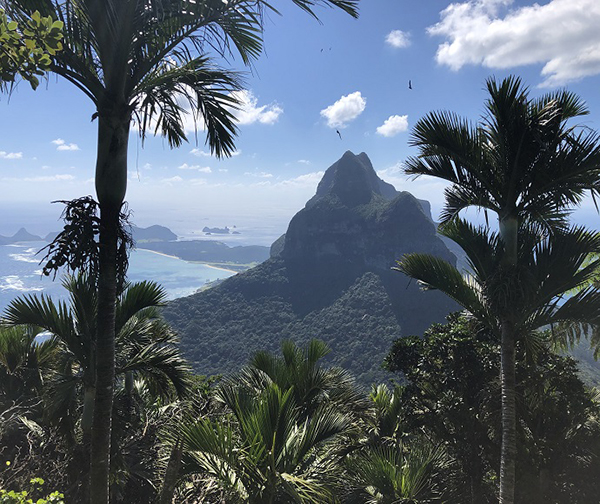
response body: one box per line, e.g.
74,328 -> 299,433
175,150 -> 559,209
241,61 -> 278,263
336,130 -> 342,140
408,80 -> 412,90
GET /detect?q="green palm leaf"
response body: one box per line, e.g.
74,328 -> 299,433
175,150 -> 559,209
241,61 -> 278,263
116,279 -> 167,333
395,253 -> 490,325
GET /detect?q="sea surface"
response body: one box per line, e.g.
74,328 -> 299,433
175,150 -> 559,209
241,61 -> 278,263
0,242 -> 237,314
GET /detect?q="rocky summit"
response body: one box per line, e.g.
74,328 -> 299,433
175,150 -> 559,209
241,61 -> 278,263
163,151 -> 458,385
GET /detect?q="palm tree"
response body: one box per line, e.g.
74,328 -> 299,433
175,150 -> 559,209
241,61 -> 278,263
178,381 -> 351,503
3,274 -> 190,442
0,325 -> 55,407
399,76 -> 600,503
343,440 -> 451,504
3,2 -> 359,500
239,339 -> 369,421
397,219 -> 600,502
160,340 -> 364,502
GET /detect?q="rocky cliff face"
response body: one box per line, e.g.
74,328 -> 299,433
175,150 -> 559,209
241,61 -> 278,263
277,151 -> 455,313
163,151 -> 458,384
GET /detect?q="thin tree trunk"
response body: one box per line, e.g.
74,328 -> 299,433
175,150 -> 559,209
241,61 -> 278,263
89,110 -> 129,504
469,454 -> 484,504
499,320 -> 517,504
157,440 -> 183,504
90,203 -> 119,504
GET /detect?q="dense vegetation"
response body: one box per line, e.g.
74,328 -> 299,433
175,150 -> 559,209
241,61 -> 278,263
164,265 -> 402,384
3,308 -> 600,503
386,314 -> 600,503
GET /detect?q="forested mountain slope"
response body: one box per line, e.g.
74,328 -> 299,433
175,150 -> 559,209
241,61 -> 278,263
163,151 -> 458,384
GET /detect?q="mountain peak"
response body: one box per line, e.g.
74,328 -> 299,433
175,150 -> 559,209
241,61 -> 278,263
12,228 -> 42,242
313,151 -> 397,207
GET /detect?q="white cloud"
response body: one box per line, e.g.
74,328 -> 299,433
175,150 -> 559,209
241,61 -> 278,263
320,91 -> 366,129
385,30 -> 411,48
30,174 -> 75,182
231,90 -> 283,125
298,159 -> 311,165
178,163 -> 212,173
428,0 -> 600,87
52,138 -> 80,151
376,115 -> 409,137
248,171 -> 326,189
244,171 -> 273,178
0,151 -> 23,159
190,149 -> 212,157
182,89 -> 281,133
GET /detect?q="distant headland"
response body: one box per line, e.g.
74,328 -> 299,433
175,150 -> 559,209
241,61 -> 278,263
0,224 -> 269,269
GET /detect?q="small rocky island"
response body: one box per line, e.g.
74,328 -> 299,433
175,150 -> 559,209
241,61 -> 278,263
202,226 -> 240,235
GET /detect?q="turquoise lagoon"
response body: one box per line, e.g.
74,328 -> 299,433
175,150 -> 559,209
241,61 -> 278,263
0,242 -> 236,313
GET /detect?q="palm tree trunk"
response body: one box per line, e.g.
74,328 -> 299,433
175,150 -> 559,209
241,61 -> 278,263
89,110 -> 129,504
79,385 -> 95,503
90,203 -> 119,504
499,321 -> 517,504
82,385 -> 96,436
498,215 -> 518,504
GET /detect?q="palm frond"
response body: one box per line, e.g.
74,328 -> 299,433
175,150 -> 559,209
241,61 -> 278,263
4,293 -> 87,365
0,325 -> 44,375
179,416 -> 247,495
439,218 -> 501,280
116,280 -> 167,333
119,338 -> 191,399
395,253 -> 490,326
286,0 -> 359,19
134,55 -> 243,155
63,273 -> 97,344
345,440 -> 451,503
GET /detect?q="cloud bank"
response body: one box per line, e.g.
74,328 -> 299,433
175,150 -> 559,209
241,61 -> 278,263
429,0 -> 600,87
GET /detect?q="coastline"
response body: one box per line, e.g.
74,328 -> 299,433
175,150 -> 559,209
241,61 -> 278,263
137,248 -> 239,274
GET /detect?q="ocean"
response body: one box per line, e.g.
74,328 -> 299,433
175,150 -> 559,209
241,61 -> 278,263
0,242 -> 237,314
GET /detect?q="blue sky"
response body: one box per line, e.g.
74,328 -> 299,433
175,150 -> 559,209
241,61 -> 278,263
1,0 -> 600,242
